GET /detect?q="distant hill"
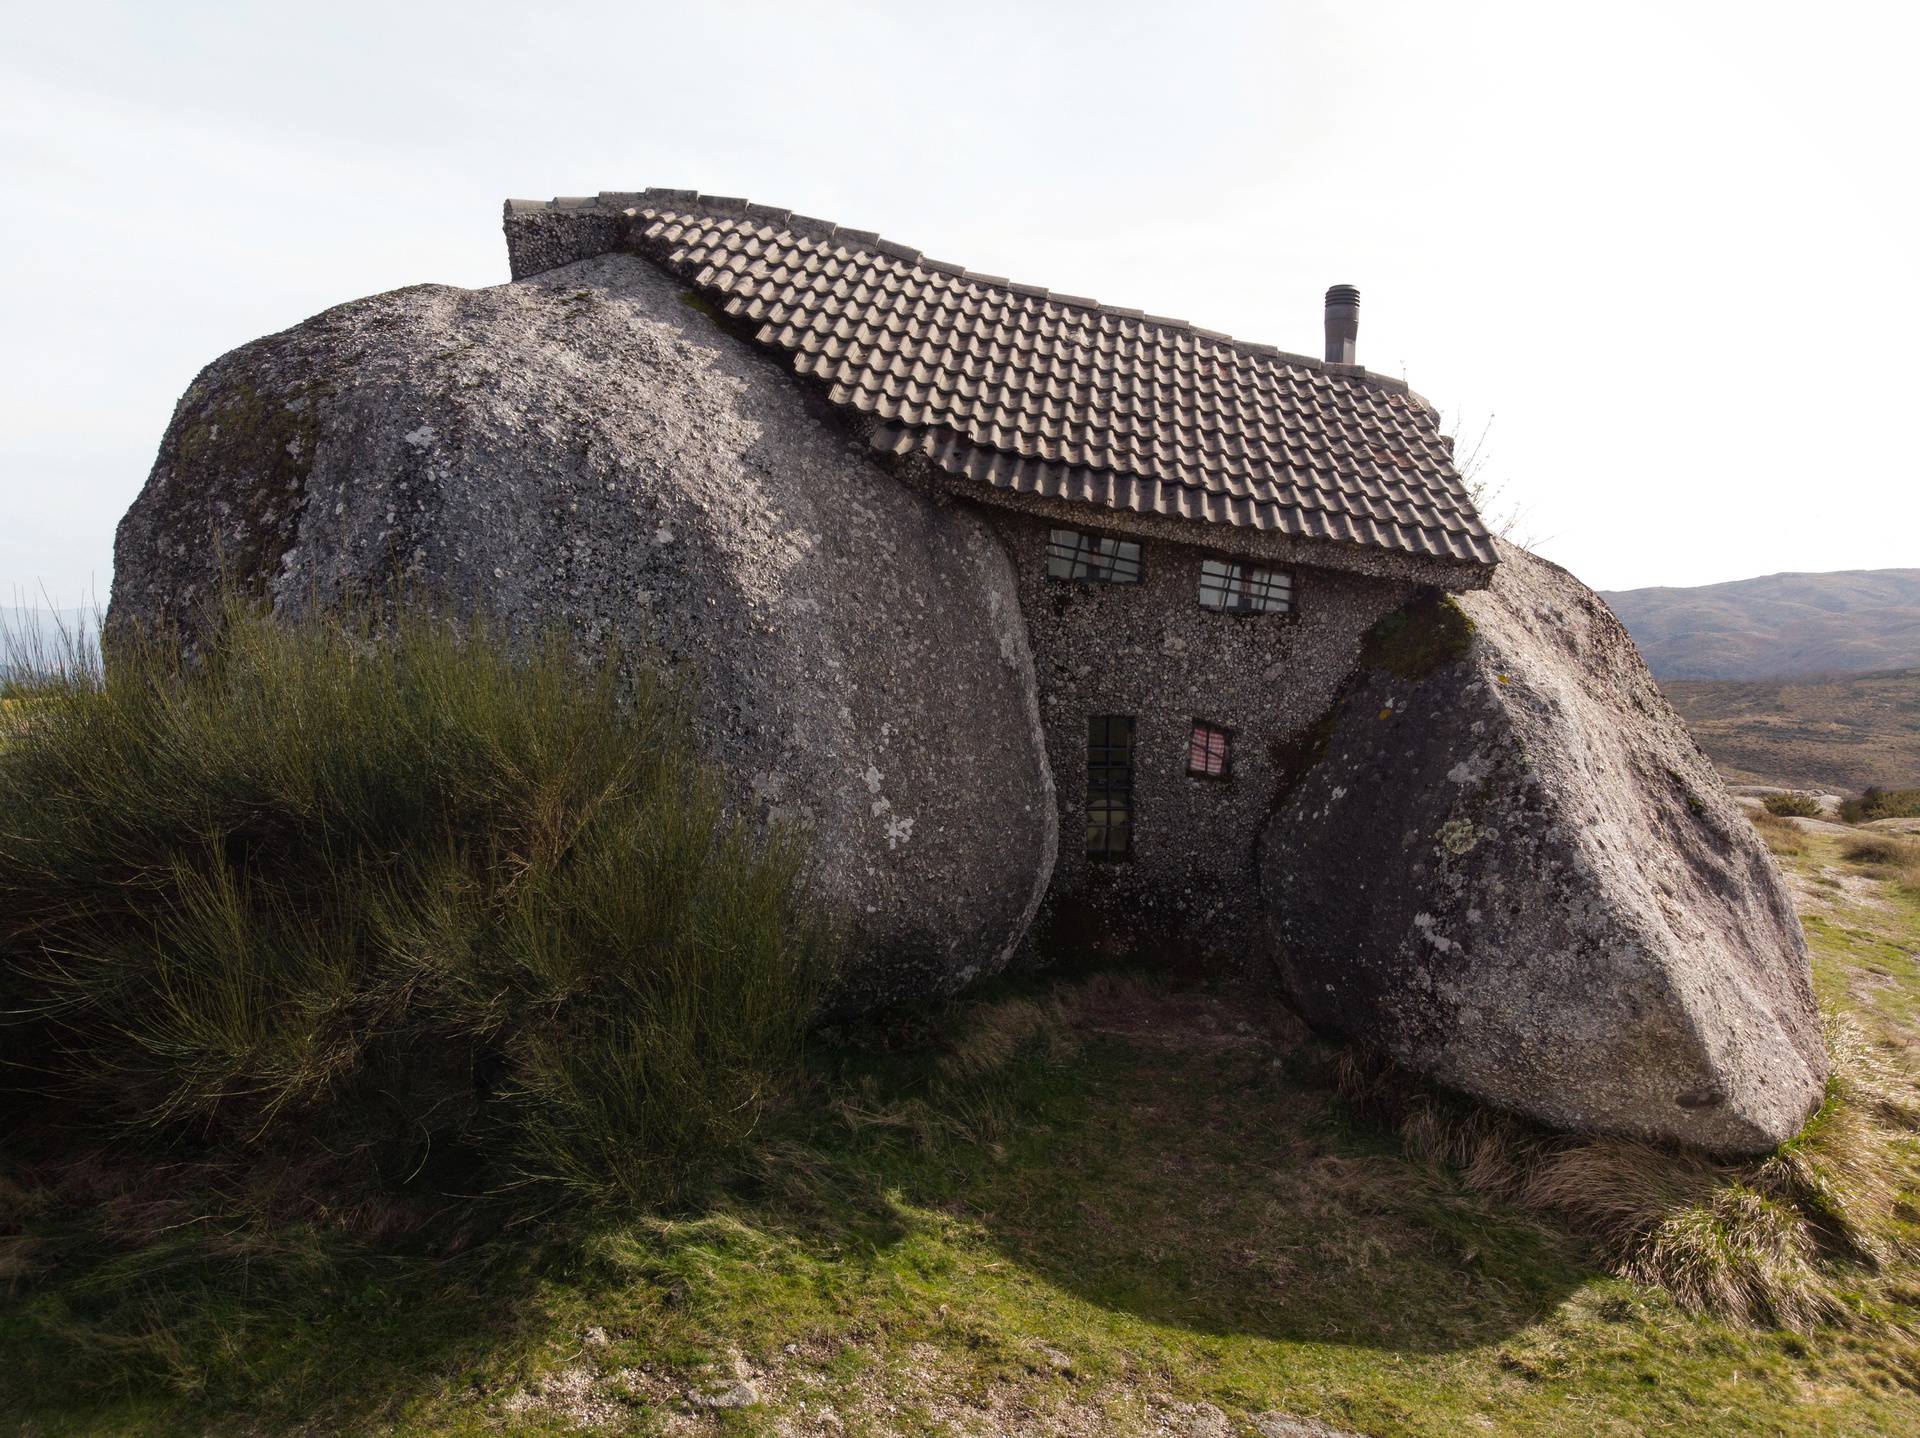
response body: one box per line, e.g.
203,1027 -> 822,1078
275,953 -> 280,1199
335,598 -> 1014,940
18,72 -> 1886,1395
1600,568 -> 1920,680
1661,668 -> 1920,792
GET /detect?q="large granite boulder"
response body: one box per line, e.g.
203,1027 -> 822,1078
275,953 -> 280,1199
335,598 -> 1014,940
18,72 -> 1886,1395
109,253 -> 1057,1010
1259,542 -> 1826,1155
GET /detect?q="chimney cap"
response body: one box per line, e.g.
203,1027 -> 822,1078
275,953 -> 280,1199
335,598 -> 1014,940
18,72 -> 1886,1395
1324,285 -> 1361,365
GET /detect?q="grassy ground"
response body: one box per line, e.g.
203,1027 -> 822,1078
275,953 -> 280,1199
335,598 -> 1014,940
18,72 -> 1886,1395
5,817 -> 1917,1436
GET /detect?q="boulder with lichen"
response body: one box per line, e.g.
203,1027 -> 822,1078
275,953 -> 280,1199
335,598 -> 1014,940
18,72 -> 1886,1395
108,253 -> 1057,1010
1259,541 -> 1827,1156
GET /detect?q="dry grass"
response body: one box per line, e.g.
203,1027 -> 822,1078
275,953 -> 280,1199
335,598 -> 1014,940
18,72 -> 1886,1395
1748,807 -> 1808,854
1660,670 -> 1920,795
1842,836 -> 1919,867
1836,835 -> 1920,900
1337,1014 -> 1920,1330
935,994 -> 1079,1082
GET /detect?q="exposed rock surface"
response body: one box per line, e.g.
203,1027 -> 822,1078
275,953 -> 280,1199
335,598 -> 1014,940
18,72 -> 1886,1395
1260,541 -> 1827,1155
109,253 -> 1057,1009
1250,1415 -> 1368,1438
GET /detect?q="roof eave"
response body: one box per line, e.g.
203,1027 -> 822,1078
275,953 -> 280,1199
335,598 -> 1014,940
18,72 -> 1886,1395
919,471 -> 1498,593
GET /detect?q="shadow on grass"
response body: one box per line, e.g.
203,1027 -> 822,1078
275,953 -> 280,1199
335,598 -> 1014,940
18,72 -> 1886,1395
755,972 -> 1589,1357
0,1180 -> 573,1432
1,973 -> 1592,1433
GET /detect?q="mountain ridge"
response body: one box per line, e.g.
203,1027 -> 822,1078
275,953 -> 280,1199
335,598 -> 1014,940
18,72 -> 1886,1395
1599,567 -> 1920,680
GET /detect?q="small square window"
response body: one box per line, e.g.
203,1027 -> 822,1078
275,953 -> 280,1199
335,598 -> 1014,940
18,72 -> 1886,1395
1198,558 -> 1293,614
1048,528 -> 1143,585
1188,720 -> 1231,779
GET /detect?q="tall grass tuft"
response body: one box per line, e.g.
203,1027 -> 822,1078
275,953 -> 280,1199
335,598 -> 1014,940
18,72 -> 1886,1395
1840,835 -> 1918,868
1335,1014 -> 1920,1329
0,598 -> 832,1211
1747,806 -> 1807,855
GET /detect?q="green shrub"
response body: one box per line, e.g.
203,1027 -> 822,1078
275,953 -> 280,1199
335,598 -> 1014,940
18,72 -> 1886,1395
0,600 -> 831,1210
1838,786 -> 1920,824
1762,791 -> 1822,818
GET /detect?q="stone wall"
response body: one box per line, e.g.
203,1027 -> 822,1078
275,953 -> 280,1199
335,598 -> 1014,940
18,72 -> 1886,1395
979,506 -> 1413,964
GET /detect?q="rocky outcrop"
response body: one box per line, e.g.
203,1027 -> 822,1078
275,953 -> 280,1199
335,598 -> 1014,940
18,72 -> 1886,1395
109,253 -> 1057,1010
1259,542 -> 1827,1155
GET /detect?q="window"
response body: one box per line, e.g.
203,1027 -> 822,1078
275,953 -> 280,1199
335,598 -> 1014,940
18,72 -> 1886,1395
1188,720 -> 1231,779
1198,557 -> 1293,614
1086,714 -> 1135,860
1048,528 -> 1142,585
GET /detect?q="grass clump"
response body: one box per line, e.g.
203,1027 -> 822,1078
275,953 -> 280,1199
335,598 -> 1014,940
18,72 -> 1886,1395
1841,835 -> 1918,867
1837,834 -> 1920,900
1334,1013 -> 1920,1331
0,599 -> 831,1213
1747,806 -> 1807,854
1762,791 -> 1824,818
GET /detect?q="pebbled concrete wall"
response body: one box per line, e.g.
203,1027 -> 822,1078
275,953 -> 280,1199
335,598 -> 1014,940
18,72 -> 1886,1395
978,505 -> 1413,966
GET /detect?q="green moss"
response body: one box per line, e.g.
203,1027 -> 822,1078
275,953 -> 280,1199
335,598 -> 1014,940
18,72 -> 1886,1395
163,376 -> 323,597
11,952 -> 1919,1435
1359,591 -> 1476,681
677,288 -> 728,326
1269,591 -> 1475,808
1664,768 -> 1709,816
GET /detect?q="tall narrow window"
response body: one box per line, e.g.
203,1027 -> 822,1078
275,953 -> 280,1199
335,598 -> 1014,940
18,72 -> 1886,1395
1048,528 -> 1143,585
1086,714 -> 1135,860
1198,558 -> 1293,614
1188,720 -> 1231,779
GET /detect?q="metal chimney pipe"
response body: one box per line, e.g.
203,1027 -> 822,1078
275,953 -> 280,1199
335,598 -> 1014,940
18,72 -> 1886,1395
1324,284 -> 1360,364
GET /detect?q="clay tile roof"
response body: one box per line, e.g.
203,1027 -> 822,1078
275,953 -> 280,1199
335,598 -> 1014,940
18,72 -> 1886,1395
531,192 -> 1498,571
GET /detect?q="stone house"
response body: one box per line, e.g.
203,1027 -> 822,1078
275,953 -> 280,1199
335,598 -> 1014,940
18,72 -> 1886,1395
108,188 -> 1824,1151
505,190 -> 1497,958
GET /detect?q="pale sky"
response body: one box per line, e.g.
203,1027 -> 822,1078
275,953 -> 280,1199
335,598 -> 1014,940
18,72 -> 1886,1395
3,0 -> 1914,608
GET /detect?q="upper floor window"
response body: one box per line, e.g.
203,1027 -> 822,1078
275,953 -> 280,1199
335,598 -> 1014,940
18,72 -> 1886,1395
1198,558 -> 1293,615
1048,528 -> 1142,585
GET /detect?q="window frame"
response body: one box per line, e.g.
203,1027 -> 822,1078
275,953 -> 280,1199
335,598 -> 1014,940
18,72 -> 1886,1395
1085,713 -> 1136,862
1186,718 -> 1234,782
1046,527 -> 1144,587
1196,554 -> 1297,618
